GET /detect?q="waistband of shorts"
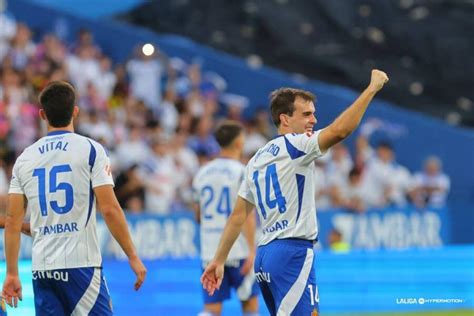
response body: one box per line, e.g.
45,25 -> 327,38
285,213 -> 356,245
262,238 -> 315,248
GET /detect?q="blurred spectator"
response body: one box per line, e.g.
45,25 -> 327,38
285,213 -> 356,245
126,44 -> 164,112
187,116 -> 220,160
243,119 -> 268,159
338,167 -> 376,213
8,23 -> 35,70
409,156 -> 450,208
114,124 -> 151,171
328,229 -> 350,253
66,44 -> 101,95
363,142 -> 412,207
172,130 -> 199,206
140,136 -> 179,214
94,56 -> 117,101
159,88 -> 179,137
114,164 -> 145,214
313,159 -> 332,210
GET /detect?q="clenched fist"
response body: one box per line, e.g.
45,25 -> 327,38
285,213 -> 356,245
369,69 -> 389,92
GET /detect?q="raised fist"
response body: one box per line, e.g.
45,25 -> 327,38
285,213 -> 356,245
369,69 -> 389,92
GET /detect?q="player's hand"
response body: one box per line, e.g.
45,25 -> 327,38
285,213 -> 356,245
240,251 -> 255,276
369,69 -> 389,92
2,274 -> 22,308
21,222 -> 31,236
129,255 -> 147,291
200,260 -> 224,296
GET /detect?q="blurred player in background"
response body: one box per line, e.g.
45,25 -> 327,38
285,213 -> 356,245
1,81 -> 147,315
202,70 -> 389,315
193,121 -> 259,316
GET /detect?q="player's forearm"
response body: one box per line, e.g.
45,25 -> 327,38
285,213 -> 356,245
214,208 -> 248,263
102,206 -> 138,259
242,210 -> 256,254
4,215 -> 22,275
330,87 -> 377,139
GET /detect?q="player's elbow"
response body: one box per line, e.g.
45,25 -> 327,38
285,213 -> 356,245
99,204 -> 121,219
330,124 -> 353,141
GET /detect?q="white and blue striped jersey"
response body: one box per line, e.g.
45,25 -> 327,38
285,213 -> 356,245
238,130 -> 325,246
192,158 -> 249,262
8,131 -> 114,271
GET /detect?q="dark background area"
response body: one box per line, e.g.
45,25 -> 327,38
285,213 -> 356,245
119,0 -> 474,128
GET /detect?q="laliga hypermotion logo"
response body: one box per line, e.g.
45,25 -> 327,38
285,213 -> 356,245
311,308 -> 318,316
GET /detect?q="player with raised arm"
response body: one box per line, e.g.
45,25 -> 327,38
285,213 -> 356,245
193,121 -> 259,316
2,81 -> 147,315
201,70 -> 389,315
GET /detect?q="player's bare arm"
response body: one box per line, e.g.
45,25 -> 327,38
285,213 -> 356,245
94,184 -> 147,291
240,209 -> 256,275
318,69 -> 389,152
192,202 -> 201,224
2,193 -> 26,308
0,216 -> 31,236
201,196 -> 254,295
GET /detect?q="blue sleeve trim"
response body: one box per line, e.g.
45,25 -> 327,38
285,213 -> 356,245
87,140 -> 97,172
284,136 -> 306,160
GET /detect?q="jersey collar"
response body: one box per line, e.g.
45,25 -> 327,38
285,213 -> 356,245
47,130 -> 72,136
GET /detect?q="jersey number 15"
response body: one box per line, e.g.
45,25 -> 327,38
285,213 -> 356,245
32,164 -> 74,216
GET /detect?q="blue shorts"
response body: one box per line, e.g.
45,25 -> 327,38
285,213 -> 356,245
202,259 -> 259,304
254,239 -> 319,316
32,267 -> 113,316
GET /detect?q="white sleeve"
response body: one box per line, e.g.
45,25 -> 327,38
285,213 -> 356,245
283,129 -> 325,166
237,166 -> 255,205
8,159 -> 24,195
91,143 -> 115,188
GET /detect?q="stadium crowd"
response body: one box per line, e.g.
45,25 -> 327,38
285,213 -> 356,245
0,13 -> 450,216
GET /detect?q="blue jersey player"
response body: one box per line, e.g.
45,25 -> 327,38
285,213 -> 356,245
201,70 -> 389,315
193,121 -> 259,316
1,81 -> 147,315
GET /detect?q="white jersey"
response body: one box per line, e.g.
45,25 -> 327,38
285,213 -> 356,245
192,158 -> 249,262
8,131 -> 114,271
238,131 -> 325,246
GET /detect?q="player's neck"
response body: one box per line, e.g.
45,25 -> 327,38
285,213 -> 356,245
219,149 -> 240,160
47,124 -> 74,135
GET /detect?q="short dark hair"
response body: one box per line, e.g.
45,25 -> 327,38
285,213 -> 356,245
214,120 -> 243,148
270,88 -> 316,127
39,81 -> 76,127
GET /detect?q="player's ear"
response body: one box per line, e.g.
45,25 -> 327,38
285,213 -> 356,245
280,113 -> 289,127
39,109 -> 47,121
72,105 -> 80,118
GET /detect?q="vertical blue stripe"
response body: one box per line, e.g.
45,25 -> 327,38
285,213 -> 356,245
295,174 -> 305,223
86,140 -> 97,227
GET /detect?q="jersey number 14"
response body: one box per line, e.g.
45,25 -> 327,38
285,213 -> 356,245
252,163 -> 287,220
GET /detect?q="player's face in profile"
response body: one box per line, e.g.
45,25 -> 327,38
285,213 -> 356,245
288,97 -> 317,134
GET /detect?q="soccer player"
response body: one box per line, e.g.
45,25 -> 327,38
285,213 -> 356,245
201,70 -> 389,315
193,121 -> 259,316
1,81 -> 147,315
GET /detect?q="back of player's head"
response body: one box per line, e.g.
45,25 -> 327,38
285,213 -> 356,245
214,120 -> 243,148
39,81 -> 76,128
270,88 -> 316,127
